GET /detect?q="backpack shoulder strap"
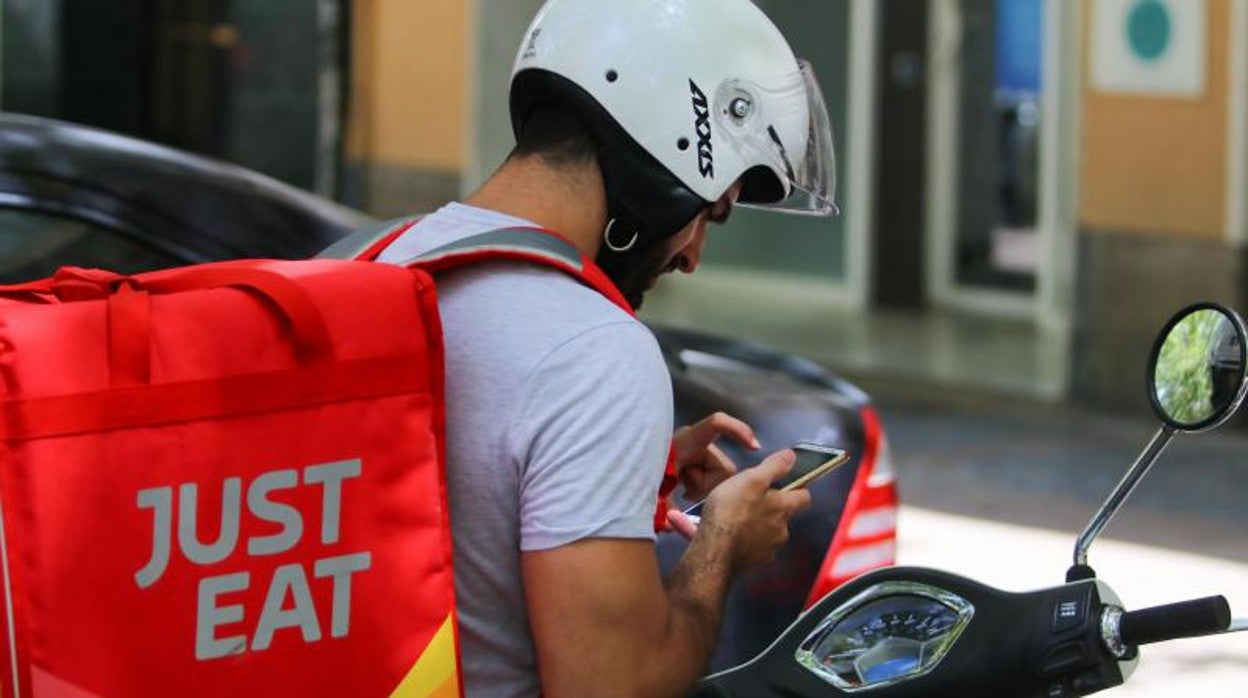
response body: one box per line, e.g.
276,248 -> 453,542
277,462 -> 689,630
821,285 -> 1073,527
322,219 -> 634,316
404,226 -> 634,316
316,215 -> 422,262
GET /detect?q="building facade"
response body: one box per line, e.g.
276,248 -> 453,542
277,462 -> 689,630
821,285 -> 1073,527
4,0 -> 1247,415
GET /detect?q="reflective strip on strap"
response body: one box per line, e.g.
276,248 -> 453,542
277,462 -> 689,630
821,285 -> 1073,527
317,220 -> 623,311
398,228 -> 584,271
316,216 -> 422,261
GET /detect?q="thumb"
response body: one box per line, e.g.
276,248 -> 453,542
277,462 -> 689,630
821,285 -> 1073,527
753,449 -> 796,485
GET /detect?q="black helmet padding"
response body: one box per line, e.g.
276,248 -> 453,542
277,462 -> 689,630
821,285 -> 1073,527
511,69 -> 710,247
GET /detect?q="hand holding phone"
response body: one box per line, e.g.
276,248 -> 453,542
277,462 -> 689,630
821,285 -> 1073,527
681,442 -> 850,522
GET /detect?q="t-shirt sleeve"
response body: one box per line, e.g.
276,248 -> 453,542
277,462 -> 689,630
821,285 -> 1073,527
508,321 -> 674,551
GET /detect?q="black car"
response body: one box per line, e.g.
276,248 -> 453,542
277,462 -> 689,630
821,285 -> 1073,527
0,113 -> 898,669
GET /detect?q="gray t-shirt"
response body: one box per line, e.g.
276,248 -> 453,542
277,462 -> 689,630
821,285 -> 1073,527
378,203 -> 673,696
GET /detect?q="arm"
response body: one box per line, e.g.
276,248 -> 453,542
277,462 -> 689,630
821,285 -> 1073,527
523,451 -> 809,698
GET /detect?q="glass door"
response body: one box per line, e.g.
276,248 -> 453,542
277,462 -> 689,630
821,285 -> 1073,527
927,0 -> 1070,316
949,0 -> 1042,295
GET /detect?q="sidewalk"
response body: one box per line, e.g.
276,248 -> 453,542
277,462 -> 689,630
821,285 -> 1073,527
640,268 -> 1068,401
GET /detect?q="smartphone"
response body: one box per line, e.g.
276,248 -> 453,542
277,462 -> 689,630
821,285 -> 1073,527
682,442 -> 850,522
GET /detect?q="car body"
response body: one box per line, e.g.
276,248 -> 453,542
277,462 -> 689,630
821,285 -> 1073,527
0,113 -> 898,669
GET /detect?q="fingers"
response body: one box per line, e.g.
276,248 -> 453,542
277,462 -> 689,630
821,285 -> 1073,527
710,412 -> 760,450
703,443 -> 738,476
676,412 -> 760,455
774,487 -> 812,518
681,444 -> 738,501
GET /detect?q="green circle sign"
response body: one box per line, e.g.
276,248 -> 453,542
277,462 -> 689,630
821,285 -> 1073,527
1127,0 -> 1172,62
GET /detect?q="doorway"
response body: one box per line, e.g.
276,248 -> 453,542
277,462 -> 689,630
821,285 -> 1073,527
923,0 -> 1078,324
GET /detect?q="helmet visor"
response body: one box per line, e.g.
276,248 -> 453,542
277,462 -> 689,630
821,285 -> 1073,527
735,60 -> 839,217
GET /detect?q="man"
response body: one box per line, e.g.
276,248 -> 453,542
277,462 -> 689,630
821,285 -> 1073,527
1208,316 -> 1244,414
374,0 -> 840,694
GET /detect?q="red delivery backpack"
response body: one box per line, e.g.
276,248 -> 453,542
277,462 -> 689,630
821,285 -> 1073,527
0,224 -> 673,697
0,258 -> 461,697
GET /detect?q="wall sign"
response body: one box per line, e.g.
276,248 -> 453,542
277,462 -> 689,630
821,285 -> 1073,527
1091,0 -> 1207,97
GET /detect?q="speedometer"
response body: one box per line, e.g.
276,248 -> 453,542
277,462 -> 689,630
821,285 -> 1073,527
796,582 -> 974,690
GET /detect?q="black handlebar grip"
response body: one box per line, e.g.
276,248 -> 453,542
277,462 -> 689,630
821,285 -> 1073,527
1119,595 -> 1231,647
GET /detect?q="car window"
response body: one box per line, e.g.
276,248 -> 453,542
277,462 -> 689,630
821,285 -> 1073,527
0,207 -> 183,283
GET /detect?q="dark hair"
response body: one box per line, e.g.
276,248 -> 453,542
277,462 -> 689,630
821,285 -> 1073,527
509,104 -> 598,168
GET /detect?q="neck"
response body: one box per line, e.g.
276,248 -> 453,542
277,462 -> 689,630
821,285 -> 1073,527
463,155 -> 608,258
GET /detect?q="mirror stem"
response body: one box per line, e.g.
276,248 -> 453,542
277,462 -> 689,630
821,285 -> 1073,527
1073,425 -> 1177,569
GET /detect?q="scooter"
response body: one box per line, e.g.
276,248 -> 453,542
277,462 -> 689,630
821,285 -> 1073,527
691,302 -> 1247,697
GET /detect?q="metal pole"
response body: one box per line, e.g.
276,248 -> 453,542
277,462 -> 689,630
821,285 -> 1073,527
315,0 -> 343,199
1074,424 -> 1176,567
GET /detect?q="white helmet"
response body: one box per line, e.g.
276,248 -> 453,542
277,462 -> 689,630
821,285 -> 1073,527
510,0 -> 837,247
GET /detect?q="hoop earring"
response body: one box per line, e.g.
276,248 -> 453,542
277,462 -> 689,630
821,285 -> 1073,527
603,219 -> 638,253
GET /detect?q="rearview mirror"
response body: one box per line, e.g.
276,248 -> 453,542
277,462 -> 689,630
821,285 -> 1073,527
1148,304 -> 1248,432
1073,302 -> 1248,576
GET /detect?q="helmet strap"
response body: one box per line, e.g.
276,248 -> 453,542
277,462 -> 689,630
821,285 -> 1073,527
510,71 -> 710,306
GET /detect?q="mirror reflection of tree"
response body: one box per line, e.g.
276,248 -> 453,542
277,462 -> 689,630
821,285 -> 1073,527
1155,310 -> 1225,425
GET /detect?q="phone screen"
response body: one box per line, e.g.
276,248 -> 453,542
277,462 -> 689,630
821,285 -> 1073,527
682,443 -> 850,521
773,443 -> 850,491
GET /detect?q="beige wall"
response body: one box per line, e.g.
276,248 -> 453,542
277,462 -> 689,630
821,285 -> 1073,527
1079,0 -> 1229,238
347,0 -> 471,172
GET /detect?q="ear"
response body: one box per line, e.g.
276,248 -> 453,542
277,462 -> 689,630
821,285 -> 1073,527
674,222 -> 710,273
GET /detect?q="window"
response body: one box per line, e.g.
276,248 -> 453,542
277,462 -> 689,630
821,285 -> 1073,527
0,208 -> 182,283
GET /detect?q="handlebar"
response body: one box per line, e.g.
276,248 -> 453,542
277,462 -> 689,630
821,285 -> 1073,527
1118,595 -> 1231,647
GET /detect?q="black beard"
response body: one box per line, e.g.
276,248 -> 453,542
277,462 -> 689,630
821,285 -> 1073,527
594,240 -> 671,311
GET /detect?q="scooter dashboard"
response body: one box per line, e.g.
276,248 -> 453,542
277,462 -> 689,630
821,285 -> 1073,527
692,566 -> 1133,698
